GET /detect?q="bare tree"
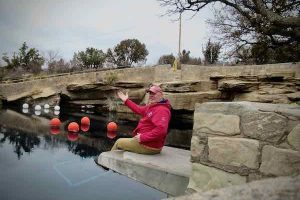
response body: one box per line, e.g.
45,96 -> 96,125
46,50 -> 61,65
159,0 -> 299,41
158,0 -> 300,63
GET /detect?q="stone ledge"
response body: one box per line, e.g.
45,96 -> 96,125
97,146 -> 191,196
165,175 -> 300,200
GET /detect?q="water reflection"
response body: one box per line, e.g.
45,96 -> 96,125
22,108 -> 29,113
0,107 -> 180,200
81,124 -> 90,132
67,132 -> 79,141
0,109 -> 116,160
35,110 -> 41,115
0,128 -> 40,159
50,126 -> 61,135
107,131 -> 117,139
0,107 -> 193,160
66,142 -> 100,158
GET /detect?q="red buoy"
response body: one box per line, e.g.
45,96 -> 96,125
107,122 -> 118,132
81,116 -> 90,125
68,122 -> 79,132
50,118 -> 61,127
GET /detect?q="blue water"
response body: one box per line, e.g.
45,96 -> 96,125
0,107 -> 172,200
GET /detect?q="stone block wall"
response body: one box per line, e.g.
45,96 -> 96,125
188,101 -> 300,193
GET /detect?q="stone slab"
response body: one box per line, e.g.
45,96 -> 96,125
97,146 -> 191,196
187,163 -> 246,193
242,110 -> 287,142
288,124 -> 300,150
260,145 -> 300,176
194,112 -> 240,136
208,137 -> 260,169
165,175 -> 300,200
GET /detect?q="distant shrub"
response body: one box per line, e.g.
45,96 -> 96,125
104,71 -> 118,85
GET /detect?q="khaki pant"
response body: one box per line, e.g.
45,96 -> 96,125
111,137 -> 161,155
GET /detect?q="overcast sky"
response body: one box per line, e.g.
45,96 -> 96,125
0,0 -> 214,66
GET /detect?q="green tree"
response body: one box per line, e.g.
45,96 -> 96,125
158,54 -> 175,65
73,47 -> 106,69
180,50 -> 190,64
180,49 -> 202,65
2,42 -> 44,72
106,39 -> 148,67
202,39 -> 221,64
158,51 -> 201,65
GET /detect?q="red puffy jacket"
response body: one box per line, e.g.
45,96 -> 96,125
125,99 -> 171,149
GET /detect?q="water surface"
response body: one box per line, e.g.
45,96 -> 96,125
0,107 -> 174,200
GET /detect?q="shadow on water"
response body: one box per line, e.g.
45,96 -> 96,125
0,106 -> 193,160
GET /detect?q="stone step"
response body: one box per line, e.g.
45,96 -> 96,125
97,146 -> 191,196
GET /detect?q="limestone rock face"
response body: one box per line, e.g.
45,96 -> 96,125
6,89 -> 42,102
4,87 -> 60,106
166,129 -> 193,149
61,89 -> 111,100
114,81 -> 146,88
218,80 -> 259,92
66,82 -> 106,91
27,87 -> 60,106
1,63 -> 300,110
31,87 -> 56,99
235,91 -> 290,103
187,163 -> 246,193
241,111 -> 287,142
208,137 -> 260,169
160,81 -> 216,93
287,124 -> 300,150
166,175 -> 300,200
287,92 -> 300,101
193,112 -> 240,136
62,82 -> 147,111
260,145 -> 300,176
190,136 -> 205,162
165,91 -> 222,111
257,74 -> 285,81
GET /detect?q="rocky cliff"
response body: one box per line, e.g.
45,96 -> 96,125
0,63 -> 299,111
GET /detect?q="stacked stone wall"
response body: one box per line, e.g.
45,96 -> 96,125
189,101 -> 300,193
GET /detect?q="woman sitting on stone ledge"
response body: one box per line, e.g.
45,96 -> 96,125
111,85 -> 171,154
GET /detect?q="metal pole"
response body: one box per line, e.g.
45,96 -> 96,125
178,12 -> 182,69
173,12 -> 182,71
179,12 -> 182,58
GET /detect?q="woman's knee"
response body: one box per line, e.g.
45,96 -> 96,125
115,138 -> 130,149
